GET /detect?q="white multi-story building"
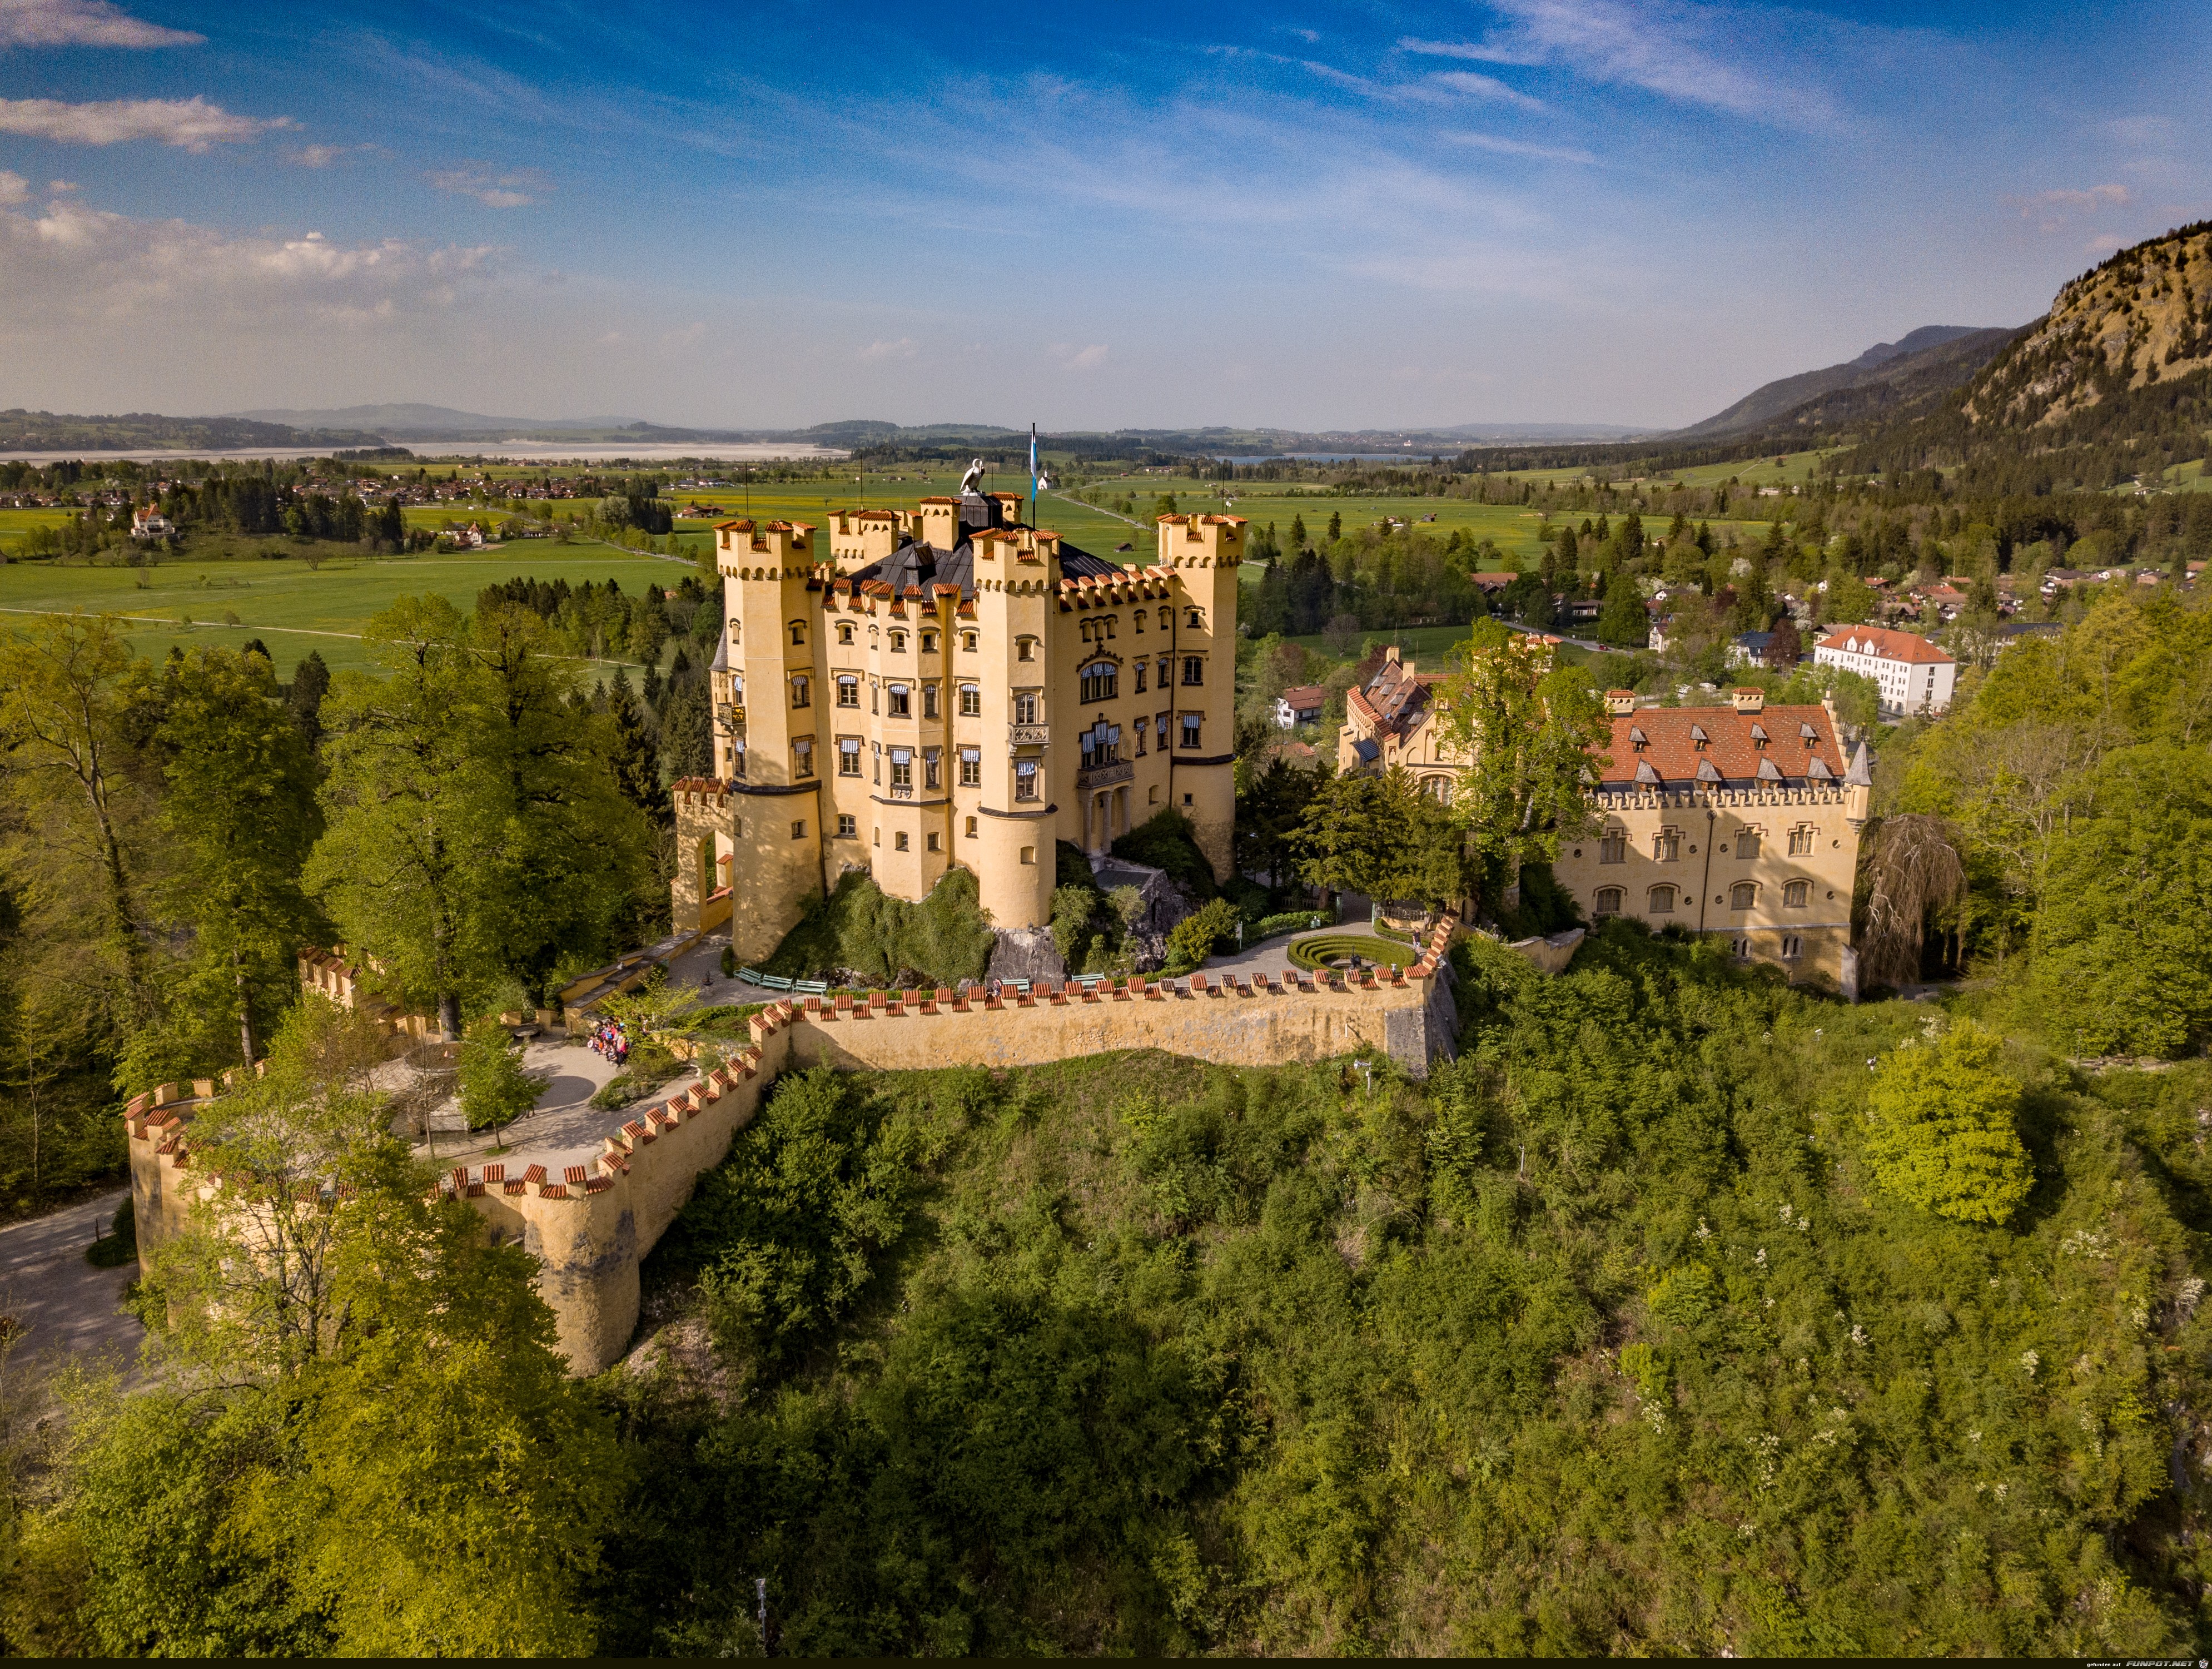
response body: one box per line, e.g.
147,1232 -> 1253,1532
1812,624 -> 1956,718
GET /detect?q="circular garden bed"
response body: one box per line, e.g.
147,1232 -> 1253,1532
1286,932 -> 1413,973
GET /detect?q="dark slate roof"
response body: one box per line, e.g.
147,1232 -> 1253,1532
1057,543 -> 1124,580
847,532 -> 1125,603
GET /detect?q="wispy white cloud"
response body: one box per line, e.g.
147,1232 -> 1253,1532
0,0 -> 201,48
1051,342 -> 1108,371
0,168 -> 25,203
859,336 -> 917,361
1447,130 -> 1597,165
426,163 -> 544,207
292,141 -> 382,168
1299,57 -> 1543,111
2007,183 -> 2130,234
1401,2 -> 1825,125
0,95 -> 290,149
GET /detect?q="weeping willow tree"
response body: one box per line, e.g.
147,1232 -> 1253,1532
1857,813 -> 1967,989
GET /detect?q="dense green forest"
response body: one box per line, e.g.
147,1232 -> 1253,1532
11,928 -> 2204,1654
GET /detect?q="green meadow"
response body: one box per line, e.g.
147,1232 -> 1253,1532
0,545 -> 685,678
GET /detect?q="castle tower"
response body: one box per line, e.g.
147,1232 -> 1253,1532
967,525 -> 1057,932
714,518 -> 826,961
1159,514 -> 1245,881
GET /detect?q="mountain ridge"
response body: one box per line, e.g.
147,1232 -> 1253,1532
1669,325 -> 2018,440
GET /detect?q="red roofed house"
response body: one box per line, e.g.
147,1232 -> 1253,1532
1812,623 -> 1956,717
1335,647 -> 1456,802
1274,683 -> 1329,729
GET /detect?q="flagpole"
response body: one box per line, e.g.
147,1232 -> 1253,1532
1028,423 -> 1037,529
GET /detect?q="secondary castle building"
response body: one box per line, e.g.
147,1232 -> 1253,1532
672,491 -> 1244,963
1339,653 -> 1872,988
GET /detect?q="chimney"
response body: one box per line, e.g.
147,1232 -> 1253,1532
1604,688 -> 1637,716
1384,645 -> 1401,666
1731,687 -> 1765,714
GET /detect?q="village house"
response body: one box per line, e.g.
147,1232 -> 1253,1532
1274,684 -> 1328,728
670,491 -> 1242,964
1812,622 -> 1956,717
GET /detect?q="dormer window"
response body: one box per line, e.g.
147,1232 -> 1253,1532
1749,723 -> 1769,749
1628,725 -> 1648,752
1689,723 -> 1709,751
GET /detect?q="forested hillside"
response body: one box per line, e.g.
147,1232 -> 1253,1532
593,930 -> 2211,1655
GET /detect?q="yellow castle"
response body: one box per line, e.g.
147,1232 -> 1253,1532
672,491 -> 1244,962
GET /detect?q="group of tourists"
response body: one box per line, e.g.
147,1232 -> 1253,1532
587,1019 -> 631,1068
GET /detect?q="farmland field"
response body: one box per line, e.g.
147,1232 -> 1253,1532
0,544 -> 685,678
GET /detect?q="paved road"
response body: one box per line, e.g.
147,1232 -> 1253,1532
0,1188 -> 145,1389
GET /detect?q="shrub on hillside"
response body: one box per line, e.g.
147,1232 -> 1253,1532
1862,1018 -> 2032,1224
759,868 -> 995,987
1112,808 -> 1217,900
1165,898 -> 1240,972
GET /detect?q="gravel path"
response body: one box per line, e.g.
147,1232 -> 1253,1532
0,1188 -> 144,1389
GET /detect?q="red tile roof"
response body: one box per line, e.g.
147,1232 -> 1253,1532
1597,703 -> 1846,788
1279,684 -> 1329,708
1816,624 -> 1953,665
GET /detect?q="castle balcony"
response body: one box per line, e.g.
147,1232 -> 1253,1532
1008,723 -> 1051,746
1076,759 -> 1134,790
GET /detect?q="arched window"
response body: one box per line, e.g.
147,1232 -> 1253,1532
1729,881 -> 1757,911
1783,880 -> 1810,908
1594,887 -> 1623,915
835,675 -> 859,708
922,683 -> 939,719
788,620 -> 807,646
1157,608 -> 1171,631
1081,659 -> 1118,702
1648,884 -> 1676,914
1423,774 -> 1452,804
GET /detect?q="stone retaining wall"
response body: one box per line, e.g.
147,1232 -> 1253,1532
133,921 -> 1471,1375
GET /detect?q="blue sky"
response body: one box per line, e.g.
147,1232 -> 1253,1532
0,0 -> 2206,430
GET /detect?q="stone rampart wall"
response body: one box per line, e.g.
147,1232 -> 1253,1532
136,921 -> 1469,1375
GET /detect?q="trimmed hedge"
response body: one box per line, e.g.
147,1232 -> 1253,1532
1286,933 -> 1410,972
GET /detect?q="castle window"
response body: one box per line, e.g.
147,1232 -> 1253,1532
790,674 -> 810,708
792,738 -> 814,778
1156,712 -> 1169,745
1014,692 -> 1038,725
1133,611 -> 1144,632
1157,608 -> 1171,631
924,748 -> 941,789
1729,881 -> 1757,910
1424,775 -> 1452,803
730,740 -> 745,779
1186,607 -> 1204,629
891,753 -> 912,790
791,819 -> 807,840
1081,659 -> 1118,702
1737,828 -> 1762,860
923,683 -> 939,719
1017,637 -> 1036,663
1599,829 -> 1626,864
1180,714 -> 1202,749
1103,616 -> 1115,639
1781,935 -> 1802,959
1181,656 -> 1204,687
837,813 -> 856,837
836,675 -> 859,708
1134,722 -> 1145,756
788,620 -> 806,646
837,622 -> 853,645
1783,880 -> 1810,908
889,630 -> 907,653
838,738 -> 861,776
1020,845 -> 1035,863
1135,661 -> 1147,694
959,748 -> 980,787
1648,884 -> 1676,914
1014,760 -> 1040,800
1654,826 -> 1681,862
958,683 -> 981,717
887,683 -> 911,718
962,631 -> 977,653
1080,722 -> 1121,769
927,831 -> 941,852
895,831 -> 909,851
730,620 -> 741,643
966,816 -> 978,838
1788,824 -> 1815,856
921,631 -> 938,653
1732,937 -> 1751,959
1594,886 -> 1623,915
